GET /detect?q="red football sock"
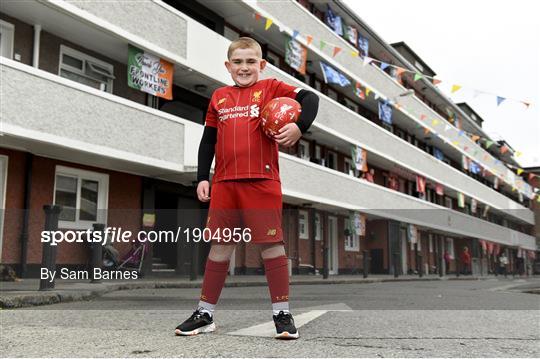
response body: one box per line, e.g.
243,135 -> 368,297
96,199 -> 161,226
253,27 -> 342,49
199,258 -> 230,305
264,255 -> 289,303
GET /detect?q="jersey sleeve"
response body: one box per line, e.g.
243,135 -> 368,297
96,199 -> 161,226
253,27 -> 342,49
268,78 -> 301,99
204,92 -> 218,128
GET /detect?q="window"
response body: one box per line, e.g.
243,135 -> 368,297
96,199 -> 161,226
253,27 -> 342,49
298,139 -> 310,160
314,213 -> 322,241
59,45 -> 115,93
444,197 -> 453,209
326,151 -> 338,170
224,25 -> 240,41
344,218 -> 360,251
314,145 -> 322,160
54,166 -> 109,229
265,50 -> 280,67
343,98 -> 358,112
314,79 -> 322,92
298,210 -> 309,239
0,20 -> 15,59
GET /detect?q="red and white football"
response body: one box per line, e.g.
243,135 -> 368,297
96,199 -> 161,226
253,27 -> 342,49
260,97 -> 302,138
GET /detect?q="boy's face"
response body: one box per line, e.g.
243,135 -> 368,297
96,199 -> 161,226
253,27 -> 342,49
225,47 -> 266,87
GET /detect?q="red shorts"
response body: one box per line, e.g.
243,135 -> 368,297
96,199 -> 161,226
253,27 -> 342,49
205,179 -> 284,245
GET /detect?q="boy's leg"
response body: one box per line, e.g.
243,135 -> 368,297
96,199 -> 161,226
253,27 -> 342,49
198,244 -> 236,315
261,244 -> 289,314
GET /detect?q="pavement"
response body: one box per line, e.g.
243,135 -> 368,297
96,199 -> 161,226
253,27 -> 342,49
0,272 -> 530,309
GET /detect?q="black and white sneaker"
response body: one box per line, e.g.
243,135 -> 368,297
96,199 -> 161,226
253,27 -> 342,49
175,309 -> 216,336
273,311 -> 299,339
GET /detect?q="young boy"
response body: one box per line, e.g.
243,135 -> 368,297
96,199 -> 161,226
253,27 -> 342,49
175,37 -> 319,339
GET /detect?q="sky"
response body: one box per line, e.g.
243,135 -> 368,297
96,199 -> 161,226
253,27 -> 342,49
343,0 -> 539,168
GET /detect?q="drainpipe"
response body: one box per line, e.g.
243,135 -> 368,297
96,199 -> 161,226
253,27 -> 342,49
32,24 -> 41,68
19,153 -> 33,277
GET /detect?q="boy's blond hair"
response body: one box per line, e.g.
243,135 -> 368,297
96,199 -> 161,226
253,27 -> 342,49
227,37 -> 262,59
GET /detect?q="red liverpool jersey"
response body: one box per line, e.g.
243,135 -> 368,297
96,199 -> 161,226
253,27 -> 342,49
205,78 -> 299,183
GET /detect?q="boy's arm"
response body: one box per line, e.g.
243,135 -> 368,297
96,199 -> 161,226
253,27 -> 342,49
197,126 -> 217,182
294,89 -> 319,134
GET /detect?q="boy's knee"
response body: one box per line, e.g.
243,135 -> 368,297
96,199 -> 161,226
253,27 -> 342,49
208,244 -> 236,261
260,243 -> 286,259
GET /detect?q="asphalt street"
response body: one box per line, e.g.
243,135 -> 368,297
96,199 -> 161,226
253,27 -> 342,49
1,277 -> 539,357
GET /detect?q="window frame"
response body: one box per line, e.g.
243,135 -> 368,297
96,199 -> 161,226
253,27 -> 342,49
53,165 -> 109,230
326,150 -> 338,170
58,45 -> 115,93
0,155 -> 8,260
298,210 -> 309,239
314,212 -> 322,241
344,218 -> 360,252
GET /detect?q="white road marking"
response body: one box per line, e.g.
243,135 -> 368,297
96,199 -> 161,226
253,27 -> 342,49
226,310 -> 327,337
225,303 -> 352,337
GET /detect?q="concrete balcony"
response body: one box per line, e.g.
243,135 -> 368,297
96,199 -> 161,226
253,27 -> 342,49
280,153 -> 536,250
0,58 -> 202,184
247,0 -> 533,201
1,0 -> 532,224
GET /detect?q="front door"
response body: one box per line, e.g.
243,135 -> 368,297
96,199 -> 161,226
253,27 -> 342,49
327,216 -> 338,274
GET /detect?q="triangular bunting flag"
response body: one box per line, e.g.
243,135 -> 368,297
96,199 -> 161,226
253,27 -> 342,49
431,119 -> 439,126
396,67 -> 406,76
451,85 -> 462,93
254,13 -> 262,21
350,50 -> 359,57
471,135 -> 480,142
374,93 -> 380,100
452,141 -> 459,145
500,145 -> 509,154
486,140 -> 494,149
414,73 -> 423,82
529,173 -> 535,181
380,62 -> 389,71
522,101 -> 530,109
420,114 -> 427,121
320,40 -> 326,50
515,151 -> 522,157
365,87 -> 372,96
424,127 -> 431,135
517,168 -> 524,175
496,96 -> 506,106
306,35 -> 313,46
292,30 -> 299,39
332,46 -> 342,57
445,124 -> 451,131
458,130 -> 465,137
463,146 -> 469,152
265,18 -> 273,30
432,78 -> 442,85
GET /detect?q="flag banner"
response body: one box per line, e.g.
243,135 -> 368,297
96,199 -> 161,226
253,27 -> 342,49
128,45 -> 173,100
345,25 -> 358,45
358,34 -> 369,57
471,198 -> 477,213
469,161 -> 481,174
433,147 -> 444,160
435,183 -> 444,196
320,62 -> 351,87
325,5 -> 343,36
416,175 -> 426,194
457,192 -> 465,208
354,82 -> 365,99
378,100 -> 393,125
352,145 -> 368,172
353,212 -> 366,236
284,37 -> 307,75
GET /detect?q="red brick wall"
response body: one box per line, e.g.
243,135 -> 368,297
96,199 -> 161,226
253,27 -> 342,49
0,149 -> 142,265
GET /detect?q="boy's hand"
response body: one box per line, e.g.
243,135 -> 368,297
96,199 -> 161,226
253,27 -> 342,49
197,181 -> 211,202
274,123 -> 302,147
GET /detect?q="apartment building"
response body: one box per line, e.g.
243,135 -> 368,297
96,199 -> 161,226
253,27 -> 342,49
0,0 -> 536,278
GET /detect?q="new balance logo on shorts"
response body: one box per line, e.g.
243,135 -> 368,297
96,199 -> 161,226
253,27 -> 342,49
267,229 -> 277,236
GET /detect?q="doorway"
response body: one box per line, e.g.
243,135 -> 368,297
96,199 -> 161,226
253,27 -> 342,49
327,216 -> 339,274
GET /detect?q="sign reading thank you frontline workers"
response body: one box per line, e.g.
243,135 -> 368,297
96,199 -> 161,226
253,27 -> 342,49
128,45 -> 173,100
